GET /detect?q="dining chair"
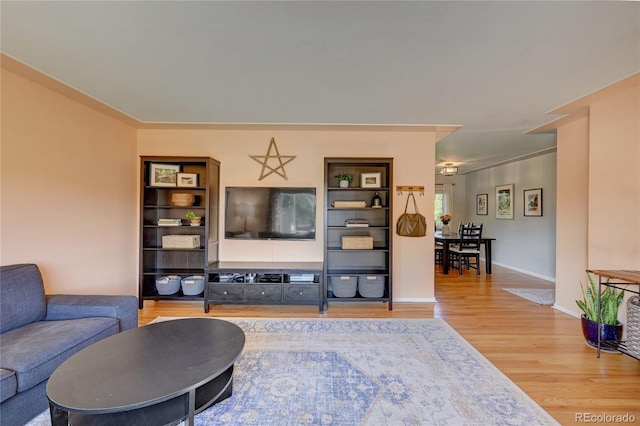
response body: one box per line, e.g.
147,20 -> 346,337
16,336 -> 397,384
434,243 -> 444,264
449,223 -> 483,275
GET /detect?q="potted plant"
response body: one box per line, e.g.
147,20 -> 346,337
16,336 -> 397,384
185,211 -> 202,227
335,172 -> 353,188
576,272 -> 624,351
440,214 -> 452,235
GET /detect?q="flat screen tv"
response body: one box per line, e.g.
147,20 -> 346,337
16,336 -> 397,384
225,187 -> 316,240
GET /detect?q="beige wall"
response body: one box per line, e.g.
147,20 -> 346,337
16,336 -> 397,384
555,116 -> 590,314
138,128 -> 438,301
1,58 -> 441,301
553,74 -> 640,316
8,55 -> 634,308
1,68 -> 138,295
588,87 -> 640,268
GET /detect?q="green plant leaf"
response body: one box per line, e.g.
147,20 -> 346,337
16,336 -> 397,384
576,273 -> 622,325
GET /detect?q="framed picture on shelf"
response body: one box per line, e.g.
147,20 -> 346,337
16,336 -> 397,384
524,188 -> 543,217
361,172 -> 381,188
150,163 -> 181,187
476,193 -> 488,215
177,172 -> 198,188
495,184 -> 514,219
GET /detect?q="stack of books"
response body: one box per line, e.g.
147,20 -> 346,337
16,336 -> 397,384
157,218 -> 182,226
345,219 -> 369,228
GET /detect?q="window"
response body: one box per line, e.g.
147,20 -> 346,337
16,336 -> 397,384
435,186 -> 445,227
435,184 -> 454,228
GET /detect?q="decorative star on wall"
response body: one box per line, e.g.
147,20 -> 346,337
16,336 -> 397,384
249,137 -> 296,181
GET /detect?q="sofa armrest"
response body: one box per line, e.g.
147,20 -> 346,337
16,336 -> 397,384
45,295 -> 138,331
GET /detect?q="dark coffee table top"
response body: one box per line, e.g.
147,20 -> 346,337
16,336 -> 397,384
47,318 -> 245,414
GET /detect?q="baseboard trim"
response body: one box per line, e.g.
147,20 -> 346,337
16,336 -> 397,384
552,304 -> 581,319
490,261 -> 556,283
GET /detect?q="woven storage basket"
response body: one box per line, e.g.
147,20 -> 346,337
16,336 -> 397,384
171,193 -> 195,206
341,235 -> 373,250
626,296 -> 640,358
162,235 -> 200,248
332,200 -> 367,208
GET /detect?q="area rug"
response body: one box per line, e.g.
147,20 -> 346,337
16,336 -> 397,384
504,288 -> 555,306
27,317 -> 558,426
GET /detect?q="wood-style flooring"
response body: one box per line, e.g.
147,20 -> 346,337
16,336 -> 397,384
138,264 -> 640,426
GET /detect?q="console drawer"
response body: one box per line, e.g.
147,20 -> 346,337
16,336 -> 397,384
208,284 -> 245,301
284,284 -> 319,303
246,284 -> 282,302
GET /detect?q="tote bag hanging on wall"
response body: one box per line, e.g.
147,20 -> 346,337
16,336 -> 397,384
396,192 -> 427,237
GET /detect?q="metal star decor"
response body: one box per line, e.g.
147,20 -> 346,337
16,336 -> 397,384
249,137 -> 296,181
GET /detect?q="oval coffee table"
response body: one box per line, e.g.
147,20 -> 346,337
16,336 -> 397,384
47,318 -> 245,426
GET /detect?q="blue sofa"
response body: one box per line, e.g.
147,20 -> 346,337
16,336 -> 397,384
0,264 -> 138,426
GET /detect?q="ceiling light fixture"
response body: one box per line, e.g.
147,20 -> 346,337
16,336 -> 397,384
440,163 -> 458,176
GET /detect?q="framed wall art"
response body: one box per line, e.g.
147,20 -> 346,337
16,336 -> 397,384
360,172 -> 381,188
476,193 -> 488,215
150,163 -> 181,187
177,172 -> 198,188
495,184 -> 514,219
524,188 -> 543,217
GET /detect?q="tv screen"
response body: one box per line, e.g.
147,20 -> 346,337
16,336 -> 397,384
225,187 -> 316,240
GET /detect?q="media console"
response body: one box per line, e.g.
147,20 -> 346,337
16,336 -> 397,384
205,261 -> 325,313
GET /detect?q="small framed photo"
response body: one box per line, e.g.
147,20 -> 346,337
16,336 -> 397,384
150,163 -> 181,187
476,193 -> 488,215
177,172 -> 199,188
495,184 -> 514,220
524,188 -> 543,217
361,172 -> 381,188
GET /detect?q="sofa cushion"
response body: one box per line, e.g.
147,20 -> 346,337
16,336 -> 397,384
0,264 -> 46,333
0,317 -> 118,392
46,294 -> 139,332
0,368 -> 17,403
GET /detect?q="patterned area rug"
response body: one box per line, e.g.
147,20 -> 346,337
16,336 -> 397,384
503,288 -> 555,305
28,318 -> 558,426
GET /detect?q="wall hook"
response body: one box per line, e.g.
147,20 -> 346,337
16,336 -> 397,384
396,185 -> 425,196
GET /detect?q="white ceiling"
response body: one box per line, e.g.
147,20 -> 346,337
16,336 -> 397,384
2,1 -> 638,174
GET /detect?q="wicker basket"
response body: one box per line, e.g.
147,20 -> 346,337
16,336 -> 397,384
332,200 -> 367,208
626,296 -> 640,358
162,235 -> 200,248
171,193 -> 195,206
341,235 -> 373,250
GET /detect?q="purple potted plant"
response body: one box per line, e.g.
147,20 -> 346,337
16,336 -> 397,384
576,272 -> 624,351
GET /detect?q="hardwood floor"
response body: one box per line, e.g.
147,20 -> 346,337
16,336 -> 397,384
139,264 -> 640,426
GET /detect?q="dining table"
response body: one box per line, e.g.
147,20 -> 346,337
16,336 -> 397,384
434,230 -> 496,274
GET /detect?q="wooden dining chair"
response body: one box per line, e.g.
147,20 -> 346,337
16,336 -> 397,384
434,243 -> 444,264
449,223 -> 483,275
